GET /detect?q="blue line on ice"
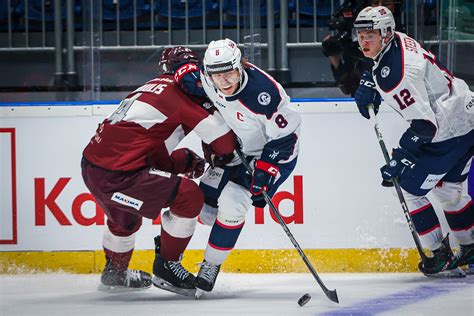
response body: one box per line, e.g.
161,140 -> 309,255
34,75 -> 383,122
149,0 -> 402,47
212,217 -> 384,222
319,277 -> 474,315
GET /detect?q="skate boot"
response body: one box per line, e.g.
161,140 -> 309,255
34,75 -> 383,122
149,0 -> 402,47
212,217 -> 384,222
152,236 -> 197,297
418,235 -> 465,278
195,260 -> 221,292
456,243 -> 474,274
99,259 -> 152,291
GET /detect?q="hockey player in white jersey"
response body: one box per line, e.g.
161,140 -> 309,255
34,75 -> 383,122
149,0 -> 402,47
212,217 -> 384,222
194,38 -> 301,292
353,6 -> 474,276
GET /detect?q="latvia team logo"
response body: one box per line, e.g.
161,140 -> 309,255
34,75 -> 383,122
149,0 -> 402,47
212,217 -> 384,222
258,92 -> 271,105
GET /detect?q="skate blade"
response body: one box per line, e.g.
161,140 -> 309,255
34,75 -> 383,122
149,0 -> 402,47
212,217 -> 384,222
152,276 -> 197,298
97,283 -> 151,293
424,267 -> 466,278
195,289 -> 205,300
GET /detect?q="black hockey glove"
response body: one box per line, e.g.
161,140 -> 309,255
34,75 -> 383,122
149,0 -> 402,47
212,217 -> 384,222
322,36 -> 343,57
354,71 -> 381,119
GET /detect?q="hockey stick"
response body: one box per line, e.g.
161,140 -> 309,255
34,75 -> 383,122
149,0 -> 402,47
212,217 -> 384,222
235,148 -> 339,304
368,106 -> 429,263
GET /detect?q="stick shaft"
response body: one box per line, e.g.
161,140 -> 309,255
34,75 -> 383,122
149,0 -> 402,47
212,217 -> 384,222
235,149 -> 338,302
368,107 -> 428,261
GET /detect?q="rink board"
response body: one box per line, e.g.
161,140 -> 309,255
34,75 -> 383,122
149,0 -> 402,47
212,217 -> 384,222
0,100 -> 457,273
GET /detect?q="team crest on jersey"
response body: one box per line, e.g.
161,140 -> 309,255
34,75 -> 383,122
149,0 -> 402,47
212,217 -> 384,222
381,66 -> 390,78
258,92 -> 271,105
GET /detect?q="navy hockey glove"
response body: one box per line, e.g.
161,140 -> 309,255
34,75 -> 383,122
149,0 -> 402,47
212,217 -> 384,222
250,160 -> 278,205
354,71 -> 381,119
380,148 -> 417,185
399,120 -> 436,155
174,63 -> 206,97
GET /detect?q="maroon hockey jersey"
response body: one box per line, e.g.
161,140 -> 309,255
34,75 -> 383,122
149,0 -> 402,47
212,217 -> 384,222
83,74 -> 235,172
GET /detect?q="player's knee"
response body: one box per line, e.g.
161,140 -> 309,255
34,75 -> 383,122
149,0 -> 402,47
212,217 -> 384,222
170,178 -> 204,218
400,189 -> 431,210
433,181 -> 469,210
216,182 -> 251,226
199,203 -> 218,226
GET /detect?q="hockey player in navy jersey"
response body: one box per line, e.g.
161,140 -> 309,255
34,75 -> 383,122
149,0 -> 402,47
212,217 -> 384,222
353,6 -> 474,275
188,38 -> 301,292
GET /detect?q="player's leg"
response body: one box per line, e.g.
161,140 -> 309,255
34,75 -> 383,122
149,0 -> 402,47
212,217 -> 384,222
400,190 -> 459,274
198,165 -> 234,226
195,181 -> 250,291
100,214 -> 153,290
81,159 -> 154,290
195,159 -> 297,291
397,134 -> 474,274
153,177 -> 204,290
432,155 -> 474,270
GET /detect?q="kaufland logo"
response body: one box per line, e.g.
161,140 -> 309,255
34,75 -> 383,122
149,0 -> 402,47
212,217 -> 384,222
31,175 -> 304,226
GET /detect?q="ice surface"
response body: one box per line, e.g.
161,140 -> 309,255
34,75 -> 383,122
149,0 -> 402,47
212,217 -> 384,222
0,273 -> 473,315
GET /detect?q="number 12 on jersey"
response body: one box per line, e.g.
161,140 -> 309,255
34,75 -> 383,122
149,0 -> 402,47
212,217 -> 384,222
393,89 -> 415,110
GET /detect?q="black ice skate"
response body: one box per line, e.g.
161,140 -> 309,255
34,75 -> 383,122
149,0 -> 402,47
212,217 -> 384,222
98,259 -> 152,292
456,243 -> 474,274
152,236 -> 197,298
418,235 -> 465,278
195,260 -> 221,292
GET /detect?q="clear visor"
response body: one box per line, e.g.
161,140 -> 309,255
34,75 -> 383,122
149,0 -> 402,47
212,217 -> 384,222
210,69 -> 241,85
356,31 -> 381,43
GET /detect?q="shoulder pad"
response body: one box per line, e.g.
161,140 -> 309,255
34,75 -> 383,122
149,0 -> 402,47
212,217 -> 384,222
226,67 -> 282,119
374,35 -> 404,93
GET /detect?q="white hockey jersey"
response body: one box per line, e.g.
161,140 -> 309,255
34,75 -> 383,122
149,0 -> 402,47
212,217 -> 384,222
373,32 -> 474,143
200,63 -> 300,163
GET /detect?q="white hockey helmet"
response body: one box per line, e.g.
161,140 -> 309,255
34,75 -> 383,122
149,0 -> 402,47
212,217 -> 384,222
354,6 -> 396,38
203,38 -> 242,76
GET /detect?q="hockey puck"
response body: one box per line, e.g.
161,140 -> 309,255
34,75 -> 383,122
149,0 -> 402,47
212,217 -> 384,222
298,293 -> 311,306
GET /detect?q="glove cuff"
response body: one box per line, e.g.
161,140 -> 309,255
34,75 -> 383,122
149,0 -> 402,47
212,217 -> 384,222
255,160 -> 279,176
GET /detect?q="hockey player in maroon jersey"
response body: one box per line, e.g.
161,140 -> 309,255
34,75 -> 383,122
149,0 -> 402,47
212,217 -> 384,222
81,46 -> 236,296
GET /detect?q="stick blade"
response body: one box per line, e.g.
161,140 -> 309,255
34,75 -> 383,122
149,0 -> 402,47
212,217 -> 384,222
325,289 -> 339,303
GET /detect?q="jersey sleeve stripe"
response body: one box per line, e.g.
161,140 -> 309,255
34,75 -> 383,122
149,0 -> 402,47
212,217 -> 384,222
193,112 -> 232,144
123,99 -> 168,129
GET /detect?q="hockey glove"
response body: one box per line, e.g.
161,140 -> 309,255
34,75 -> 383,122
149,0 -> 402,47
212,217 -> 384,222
174,63 -> 206,97
202,142 -> 235,168
399,120 -> 436,155
380,148 -> 417,185
322,36 -> 343,57
183,149 -> 206,179
354,71 -> 381,119
250,160 -> 278,205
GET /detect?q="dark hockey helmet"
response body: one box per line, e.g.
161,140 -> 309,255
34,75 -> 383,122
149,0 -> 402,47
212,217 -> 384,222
158,46 -> 199,74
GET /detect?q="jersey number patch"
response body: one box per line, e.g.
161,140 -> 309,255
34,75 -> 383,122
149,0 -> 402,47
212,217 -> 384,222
393,89 -> 415,110
275,114 -> 288,128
